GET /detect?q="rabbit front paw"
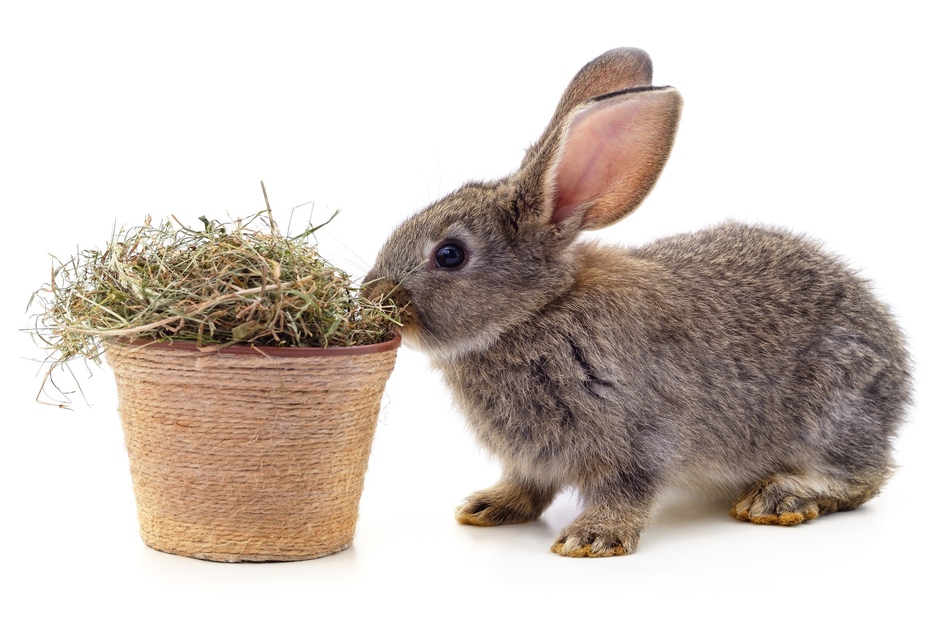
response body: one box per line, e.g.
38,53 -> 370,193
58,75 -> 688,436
551,515 -> 642,557
455,481 -> 556,527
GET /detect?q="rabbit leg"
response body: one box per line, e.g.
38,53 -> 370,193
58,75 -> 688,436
730,472 -> 882,526
456,477 -> 560,527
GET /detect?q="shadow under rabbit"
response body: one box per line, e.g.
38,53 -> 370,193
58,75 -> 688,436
452,490 -> 734,554
453,487 -> 878,557
643,489 -> 880,555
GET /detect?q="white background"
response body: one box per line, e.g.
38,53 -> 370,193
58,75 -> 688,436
2,1 -> 947,631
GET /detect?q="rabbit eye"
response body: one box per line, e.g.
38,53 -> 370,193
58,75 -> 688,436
434,243 -> 466,269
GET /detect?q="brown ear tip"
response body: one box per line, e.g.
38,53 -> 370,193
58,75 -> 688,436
604,47 -> 653,79
647,86 -> 685,114
667,87 -> 685,109
603,47 -> 652,62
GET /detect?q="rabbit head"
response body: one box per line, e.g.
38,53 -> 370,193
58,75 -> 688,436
364,48 -> 683,359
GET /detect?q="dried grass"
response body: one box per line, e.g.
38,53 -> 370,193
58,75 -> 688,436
27,184 -> 402,404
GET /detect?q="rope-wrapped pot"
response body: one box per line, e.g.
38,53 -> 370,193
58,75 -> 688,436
105,335 -> 400,562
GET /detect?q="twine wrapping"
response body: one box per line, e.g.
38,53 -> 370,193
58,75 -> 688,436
105,337 -> 399,562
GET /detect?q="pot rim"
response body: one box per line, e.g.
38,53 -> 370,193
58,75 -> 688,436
116,332 -> 401,357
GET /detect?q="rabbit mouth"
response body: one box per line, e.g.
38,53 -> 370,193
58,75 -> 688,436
360,275 -> 499,358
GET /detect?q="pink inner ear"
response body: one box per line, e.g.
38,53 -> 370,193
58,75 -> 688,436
549,91 -> 679,229
551,112 -> 632,225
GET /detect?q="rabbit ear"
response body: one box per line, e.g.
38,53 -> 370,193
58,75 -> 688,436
522,86 -> 682,231
524,48 -> 654,169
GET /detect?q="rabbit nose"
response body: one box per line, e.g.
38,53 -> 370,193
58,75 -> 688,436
360,275 -> 408,305
360,270 -> 393,300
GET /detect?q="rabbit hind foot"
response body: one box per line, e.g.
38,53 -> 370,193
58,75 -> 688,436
730,472 -> 881,526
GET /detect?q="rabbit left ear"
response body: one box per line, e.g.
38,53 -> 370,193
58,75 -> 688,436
522,48 -> 655,169
534,86 -> 683,230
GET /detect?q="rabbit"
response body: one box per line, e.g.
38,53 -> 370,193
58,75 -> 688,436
362,47 -> 912,557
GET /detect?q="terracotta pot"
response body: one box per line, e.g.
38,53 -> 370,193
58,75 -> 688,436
104,335 -> 400,562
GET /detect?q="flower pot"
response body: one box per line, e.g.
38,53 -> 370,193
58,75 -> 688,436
104,334 -> 400,562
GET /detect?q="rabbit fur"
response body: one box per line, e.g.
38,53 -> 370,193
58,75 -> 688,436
363,48 -> 912,557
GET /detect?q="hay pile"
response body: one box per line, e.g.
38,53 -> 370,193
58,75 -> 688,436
29,188 -> 402,402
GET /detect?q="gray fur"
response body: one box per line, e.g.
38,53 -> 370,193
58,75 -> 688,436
363,48 -> 911,557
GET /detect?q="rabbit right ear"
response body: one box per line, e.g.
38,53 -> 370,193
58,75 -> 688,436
550,87 -> 683,230
518,85 -> 683,233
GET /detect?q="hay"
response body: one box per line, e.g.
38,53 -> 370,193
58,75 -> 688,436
28,184 -> 403,404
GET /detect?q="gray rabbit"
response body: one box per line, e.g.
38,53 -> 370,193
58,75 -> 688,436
363,48 -> 911,557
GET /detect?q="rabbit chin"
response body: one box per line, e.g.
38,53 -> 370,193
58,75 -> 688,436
403,322 -> 505,362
